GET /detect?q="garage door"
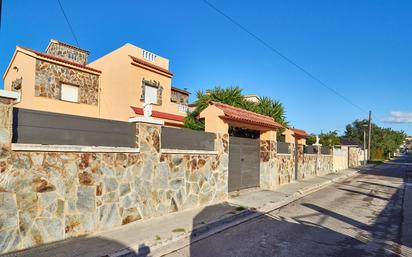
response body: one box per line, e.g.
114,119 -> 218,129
228,136 -> 260,192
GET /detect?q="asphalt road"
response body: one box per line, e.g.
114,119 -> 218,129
164,156 -> 412,257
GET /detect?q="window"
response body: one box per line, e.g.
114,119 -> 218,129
178,104 -> 188,113
68,52 -> 78,61
142,50 -> 157,62
60,83 -> 79,103
144,85 -> 158,104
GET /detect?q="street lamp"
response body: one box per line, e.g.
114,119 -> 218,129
362,124 -> 368,166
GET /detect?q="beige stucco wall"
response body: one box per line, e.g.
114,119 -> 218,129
283,129 -> 295,143
297,138 -> 306,145
282,128 -> 306,145
199,105 -> 229,134
4,51 -> 100,118
89,44 -> 185,122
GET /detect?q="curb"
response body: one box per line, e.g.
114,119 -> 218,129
111,170 -> 360,257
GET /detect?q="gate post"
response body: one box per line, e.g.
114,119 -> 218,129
199,106 -> 230,198
259,130 -> 277,190
0,95 -> 17,174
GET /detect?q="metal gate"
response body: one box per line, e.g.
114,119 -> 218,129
228,136 -> 260,192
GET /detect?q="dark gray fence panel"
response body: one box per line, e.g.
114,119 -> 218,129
277,142 -> 290,154
12,108 -> 135,147
304,145 -> 317,154
321,146 -> 332,155
161,127 -> 215,151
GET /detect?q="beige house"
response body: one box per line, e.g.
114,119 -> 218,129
3,39 -> 190,127
244,94 -> 260,103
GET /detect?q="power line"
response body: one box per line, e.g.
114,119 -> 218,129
57,0 -> 80,47
202,0 -> 368,114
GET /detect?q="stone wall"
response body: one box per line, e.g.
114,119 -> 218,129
349,147 -> 365,168
46,42 -> 89,65
0,100 -> 229,254
317,154 -> 334,176
261,143 -> 336,187
171,90 -> 189,105
35,60 -> 99,105
276,153 -> 295,185
259,140 -> 277,190
297,154 -> 317,179
0,95 -> 367,254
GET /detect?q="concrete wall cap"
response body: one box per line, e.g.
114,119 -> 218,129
0,89 -> 20,100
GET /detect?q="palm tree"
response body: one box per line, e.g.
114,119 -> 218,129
184,86 -> 288,132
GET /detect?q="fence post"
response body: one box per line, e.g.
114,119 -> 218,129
314,145 -> 321,176
0,95 -> 16,173
0,95 -> 19,253
259,130 -> 277,190
294,138 -> 303,180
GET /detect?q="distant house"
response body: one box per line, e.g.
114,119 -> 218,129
244,94 -> 260,103
340,138 -> 361,147
3,39 -> 190,127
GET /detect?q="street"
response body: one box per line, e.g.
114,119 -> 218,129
164,156 -> 412,257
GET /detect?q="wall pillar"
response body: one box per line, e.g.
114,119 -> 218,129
200,107 -> 230,199
0,95 -> 20,253
215,133 -> 229,200
259,130 -> 277,190
313,145 -> 322,175
135,121 -> 162,155
0,97 -> 14,173
295,143 -> 304,179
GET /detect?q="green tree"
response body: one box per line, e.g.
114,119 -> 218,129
344,119 -> 406,159
306,134 -> 317,145
319,130 -> 341,146
184,86 -> 288,134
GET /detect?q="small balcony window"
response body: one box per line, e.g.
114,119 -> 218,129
178,104 -> 188,113
60,83 -> 79,103
142,50 -> 156,62
68,52 -> 78,61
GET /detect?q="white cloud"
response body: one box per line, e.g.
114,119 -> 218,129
381,111 -> 412,123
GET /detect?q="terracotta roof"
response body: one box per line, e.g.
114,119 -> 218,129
129,55 -> 173,78
19,46 -> 101,73
171,86 -> 191,95
210,101 -> 283,129
52,39 -> 89,53
130,106 -> 185,122
290,128 -> 309,138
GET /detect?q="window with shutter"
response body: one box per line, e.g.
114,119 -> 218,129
60,83 -> 79,103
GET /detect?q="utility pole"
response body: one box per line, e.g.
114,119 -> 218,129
362,124 -> 368,166
368,111 -> 372,161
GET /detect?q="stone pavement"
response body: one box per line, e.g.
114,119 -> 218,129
3,168 -> 363,257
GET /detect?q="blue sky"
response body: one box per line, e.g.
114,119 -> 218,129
1,0 -> 411,135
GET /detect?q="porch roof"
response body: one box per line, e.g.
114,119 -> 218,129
290,128 -> 309,138
209,101 -> 283,130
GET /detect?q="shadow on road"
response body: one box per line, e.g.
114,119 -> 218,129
337,187 -> 390,201
186,161 -> 409,257
3,237 -> 151,257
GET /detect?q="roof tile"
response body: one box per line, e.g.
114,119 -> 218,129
19,46 -> 101,73
129,55 -> 173,77
210,101 -> 283,129
290,128 -> 309,138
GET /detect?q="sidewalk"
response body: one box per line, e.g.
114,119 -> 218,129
3,168 -> 362,257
